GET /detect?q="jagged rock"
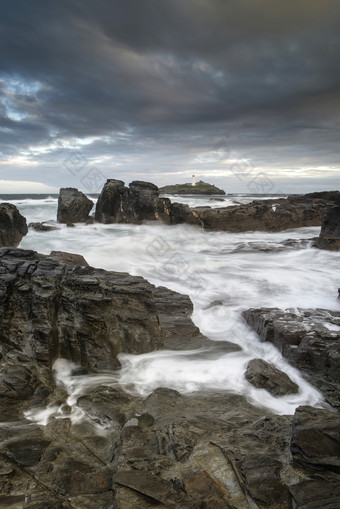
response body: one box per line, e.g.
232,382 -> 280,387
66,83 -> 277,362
1,249 -> 340,507
242,307 -> 340,408
177,198 -> 333,232
57,187 -> 94,223
245,358 -> 299,396
315,205 -> 340,251
95,180 -> 337,232
291,405 -> 340,471
0,203 -> 28,247
0,248 -> 163,395
289,476 -> 340,509
95,179 -> 172,224
49,250 -> 89,267
289,190 -> 340,204
0,248 -> 215,415
29,221 -> 59,232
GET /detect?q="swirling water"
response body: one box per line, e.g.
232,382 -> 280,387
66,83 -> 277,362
2,193 -> 339,415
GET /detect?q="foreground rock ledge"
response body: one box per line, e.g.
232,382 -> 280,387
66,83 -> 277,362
0,249 -> 339,508
243,307 -> 340,408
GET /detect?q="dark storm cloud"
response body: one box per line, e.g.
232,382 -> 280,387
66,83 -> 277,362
0,0 -> 340,190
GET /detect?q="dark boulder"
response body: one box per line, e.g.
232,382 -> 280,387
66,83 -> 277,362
95,180 -> 338,232
315,205 -> 340,251
245,358 -> 299,397
243,307 -> 340,408
291,405 -> 340,471
57,187 -> 94,223
95,179 -> 172,224
0,203 -> 28,247
48,250 -> 89,268
29,221 -> 58,232
185,198 -> 332,232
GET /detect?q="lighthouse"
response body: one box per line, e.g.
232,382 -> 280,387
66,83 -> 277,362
192,174 -> 196,187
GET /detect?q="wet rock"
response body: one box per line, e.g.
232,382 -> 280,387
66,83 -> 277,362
152,285 -> 238,352
95,180 -> 336,232
95,179 -> 171,224
49,250 -> 89,267
245,358 -> 299,396
243,307 -> 340,408
181,198 -> 332,232
292,190 -> 340,203
0,248 -> 164,387
0,247 -> 210,415
315,205 -> 340,251
291,405 -> 340,471
289,476 -> 340,509
57,187 -> 94,223
0,203 -> 28,247
29,221 -> 59,232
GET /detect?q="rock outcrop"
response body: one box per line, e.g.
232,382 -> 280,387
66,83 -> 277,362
171,197 -> 334,232
160,180 -> 226,195
29,221 -> 59,232
48,250 -> 89,267
57,187 -> 94,223
95,179 -> 172,224
95,179 -> 338,232
245,358 -> 299,396
315,205 -> 340,251
0,249 -> 340,507
0,203 -> 28,247
243,307 -> 340,408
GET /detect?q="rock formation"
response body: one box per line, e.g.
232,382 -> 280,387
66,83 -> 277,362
29,221 -> 59,232
0,249 -> 339,507
160,180 -> 226,195
171,197 -> 334,232
95,179 -> 172,224
48,250 -> 89,267
243,307 -> 340,408
95,179 -> 339,232
314,205 -> 340,251
57,187 -> 94,223
0,203 -> 28,247
245,358 -> 299,396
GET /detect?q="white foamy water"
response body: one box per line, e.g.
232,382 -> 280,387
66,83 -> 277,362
5,194 -> 340,416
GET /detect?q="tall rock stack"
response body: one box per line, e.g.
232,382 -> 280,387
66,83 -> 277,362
0,203 -> 28,247
315,205 -> 340,251
57,188 -> 94,223
95,179 -> 172,224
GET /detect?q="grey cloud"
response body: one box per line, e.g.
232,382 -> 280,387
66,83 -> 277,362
0,0 -> 339,191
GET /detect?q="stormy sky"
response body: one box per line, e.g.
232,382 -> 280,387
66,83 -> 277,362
1,0 -> 340,194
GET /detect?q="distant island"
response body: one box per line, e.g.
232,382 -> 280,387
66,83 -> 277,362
159,180 -> 226,195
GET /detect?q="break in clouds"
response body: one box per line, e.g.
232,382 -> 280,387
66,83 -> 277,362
1,0 -> 340,192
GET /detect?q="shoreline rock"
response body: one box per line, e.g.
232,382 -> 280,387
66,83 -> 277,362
57,187 -> 94,223
242,307 -> 340,408
245,358 -> 299,396
94,179 -> 340,232
0,248 -> 339,507
0,203 -> 28,247
95,179 -> 172,224
314,205 -> 340,251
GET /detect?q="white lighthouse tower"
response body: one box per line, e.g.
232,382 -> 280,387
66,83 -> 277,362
192,174 -> 196,187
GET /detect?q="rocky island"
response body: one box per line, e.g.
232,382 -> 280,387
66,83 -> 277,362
159,180 -> 226,195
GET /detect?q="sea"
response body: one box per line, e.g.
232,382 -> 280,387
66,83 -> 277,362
1,192 -> 339,418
